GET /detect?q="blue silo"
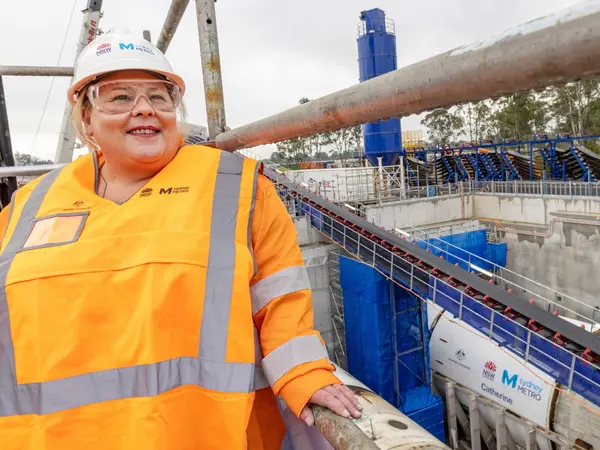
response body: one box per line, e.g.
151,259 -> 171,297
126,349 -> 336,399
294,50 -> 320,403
357,9 -> 401,166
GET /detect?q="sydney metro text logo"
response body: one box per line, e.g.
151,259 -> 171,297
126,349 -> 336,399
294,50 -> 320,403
502,370 -> 543,401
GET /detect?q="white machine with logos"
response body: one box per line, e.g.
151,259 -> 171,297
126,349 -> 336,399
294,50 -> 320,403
427,303 -> 600,449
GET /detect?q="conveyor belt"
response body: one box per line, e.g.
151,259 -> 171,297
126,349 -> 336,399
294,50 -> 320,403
264,168 -> 600,407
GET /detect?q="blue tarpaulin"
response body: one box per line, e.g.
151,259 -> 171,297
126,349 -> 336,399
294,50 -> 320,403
416,229 -> 507,272
339,256 -> 445,441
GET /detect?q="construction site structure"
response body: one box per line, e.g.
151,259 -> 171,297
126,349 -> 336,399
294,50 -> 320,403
3,1 -> 600,449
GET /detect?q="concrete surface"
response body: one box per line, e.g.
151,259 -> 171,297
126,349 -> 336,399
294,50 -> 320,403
362,193 -> 600,315
295,216 -> 337,352
365,195 -> 472,230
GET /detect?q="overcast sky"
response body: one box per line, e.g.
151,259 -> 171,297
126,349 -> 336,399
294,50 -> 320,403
1,0 -> 584,161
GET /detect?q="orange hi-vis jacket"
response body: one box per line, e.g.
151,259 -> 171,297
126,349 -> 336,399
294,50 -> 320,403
0,145 -> 340,449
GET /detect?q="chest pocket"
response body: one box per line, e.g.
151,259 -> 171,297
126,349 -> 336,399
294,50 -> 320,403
22,212 -> 88,251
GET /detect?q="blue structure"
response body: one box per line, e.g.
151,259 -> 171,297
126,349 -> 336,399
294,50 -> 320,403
339,256 -> 446,442
406,134 -> 600,185
357,9 -> 401,167
416,230 -> 507,273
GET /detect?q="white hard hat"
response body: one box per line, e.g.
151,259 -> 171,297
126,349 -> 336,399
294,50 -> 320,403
67,27 -> 186,105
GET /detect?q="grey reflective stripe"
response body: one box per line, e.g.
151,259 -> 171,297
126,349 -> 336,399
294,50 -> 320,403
0,357 -> 254,416
251,266 -> 311,315
0,169 -> 63,416
199,151 -> 244,362
253,324 -> 270,390
262,335 -> 330,387
0,190 -> 17,245
248,161 -> 260,276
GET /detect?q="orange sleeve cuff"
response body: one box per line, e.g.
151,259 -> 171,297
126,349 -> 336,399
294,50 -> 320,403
278,369 -> 342,418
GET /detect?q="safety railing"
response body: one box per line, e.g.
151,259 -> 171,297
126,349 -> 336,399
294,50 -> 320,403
392,224 -> 600,328
356,17 -> 395,37
472,180 -> 600,197
277,186 -> 600,408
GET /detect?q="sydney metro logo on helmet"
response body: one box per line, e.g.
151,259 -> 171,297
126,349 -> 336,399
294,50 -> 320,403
119,42 -> 155,55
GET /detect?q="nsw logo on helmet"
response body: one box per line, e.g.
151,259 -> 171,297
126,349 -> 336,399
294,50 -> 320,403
96,43 -> 112,56
119,42 -> 155,55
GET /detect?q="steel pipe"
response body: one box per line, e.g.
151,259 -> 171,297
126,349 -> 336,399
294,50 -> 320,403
156,0 -> 190,53
0,66 -> 74,77
55,0 -> 103,164
311,405 -> 379,450
195,0 -> 227,140
216,2 -> 600,150
0,164 -> 64,178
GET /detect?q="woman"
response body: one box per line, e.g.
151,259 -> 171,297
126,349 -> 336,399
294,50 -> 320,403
0,29 -> 360,449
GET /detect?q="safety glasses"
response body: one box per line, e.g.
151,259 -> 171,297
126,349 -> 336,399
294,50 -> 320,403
87,78 -> 181,114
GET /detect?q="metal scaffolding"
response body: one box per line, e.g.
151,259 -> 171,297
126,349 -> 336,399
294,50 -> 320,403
54,0 -> 103,164
156,0 -> 190,53
195,0 -> 227,139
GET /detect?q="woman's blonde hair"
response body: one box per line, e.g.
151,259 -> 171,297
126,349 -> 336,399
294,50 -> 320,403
70,93 -> 98,151
70,81 -> 188,151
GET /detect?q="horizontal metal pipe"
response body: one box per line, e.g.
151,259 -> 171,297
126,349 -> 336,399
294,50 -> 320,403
156,0 -> 191,53
216,2 -> 600,150
311,405 -> 379,450
0,66 -> 74,77
0,164 -> 64,178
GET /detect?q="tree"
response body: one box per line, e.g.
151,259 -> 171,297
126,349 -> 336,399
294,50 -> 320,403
456,101 -> 493,142
421,109 -> 463,146
326,125 -> 362,166
489,93 -> 548,141
269,151 -> 287,163
546,80 -> 600,142
276,137 -> 307,163
14,152 -> 53,166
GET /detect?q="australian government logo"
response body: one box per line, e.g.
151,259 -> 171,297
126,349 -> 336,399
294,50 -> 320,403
448,348 -> 470,370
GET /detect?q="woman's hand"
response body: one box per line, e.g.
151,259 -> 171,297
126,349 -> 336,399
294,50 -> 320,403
299,384 -> 363,426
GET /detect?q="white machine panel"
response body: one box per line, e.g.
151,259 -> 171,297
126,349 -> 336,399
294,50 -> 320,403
427,303 -> 556,428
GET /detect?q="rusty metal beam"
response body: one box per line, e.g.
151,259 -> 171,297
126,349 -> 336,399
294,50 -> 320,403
311,405 -> 379,450
215,3 -> 600,150
156,0 -> 190,53
195,0 -> 227,140
0,66 -> 74,77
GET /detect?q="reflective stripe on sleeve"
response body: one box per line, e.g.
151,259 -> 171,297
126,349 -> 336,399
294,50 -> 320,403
251,266 -> 311,315
261,335 -> 330,387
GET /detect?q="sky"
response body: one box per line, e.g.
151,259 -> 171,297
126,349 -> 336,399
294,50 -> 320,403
0,0 -> 585,161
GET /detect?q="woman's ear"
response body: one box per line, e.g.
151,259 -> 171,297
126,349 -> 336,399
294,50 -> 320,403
82,107 -> 93,136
